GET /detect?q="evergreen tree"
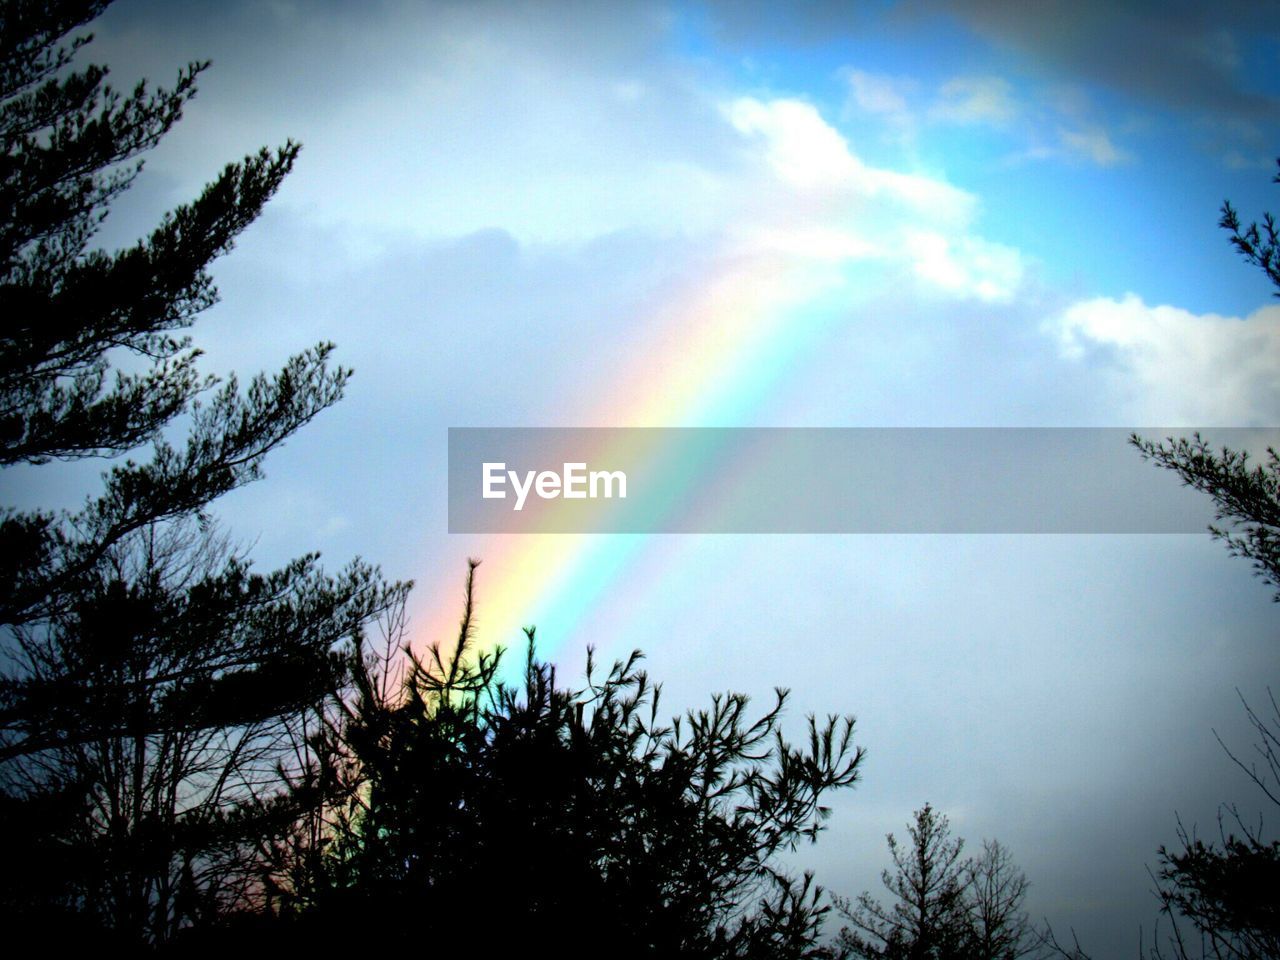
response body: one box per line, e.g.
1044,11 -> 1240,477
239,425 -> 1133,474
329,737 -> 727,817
835,806 -> 1035,960
1130,158 -> 1280,602
963,840 -> 1035,960
0,0 -> 409,944
836,804 -> 970,960
1122,158 -> 1280,960
267,560 -> 865,959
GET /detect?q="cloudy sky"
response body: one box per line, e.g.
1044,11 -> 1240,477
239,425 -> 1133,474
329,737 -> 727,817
15,0 -> 1280,952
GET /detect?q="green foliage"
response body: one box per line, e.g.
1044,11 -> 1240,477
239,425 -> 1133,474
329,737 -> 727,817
271,560 -> 865,959
0,1 -> 409,944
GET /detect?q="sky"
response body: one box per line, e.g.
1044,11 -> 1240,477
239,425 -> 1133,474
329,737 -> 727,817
10,0 -> 1280,953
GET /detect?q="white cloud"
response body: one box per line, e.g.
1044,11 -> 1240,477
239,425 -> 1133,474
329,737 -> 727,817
728,96 -> 969,212
903,231 -> 1025,302
727,97 -> 864,191
724,96 -> 1022,301
1050,293 -> 1280,422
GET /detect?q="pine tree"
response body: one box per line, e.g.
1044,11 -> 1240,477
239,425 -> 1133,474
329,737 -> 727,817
1123,159 -> 1280,960
963,840 -> 1035,960
268,560 -> 865,958
0,0 -> 409,944
1130,159 -> 1280,601
835,806 -> 1034,960
836,804 -> 970,960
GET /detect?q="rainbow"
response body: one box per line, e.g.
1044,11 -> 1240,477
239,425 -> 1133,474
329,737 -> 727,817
417,240 -> 858,676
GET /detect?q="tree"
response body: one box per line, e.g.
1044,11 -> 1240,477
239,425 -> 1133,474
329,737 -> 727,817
258,560 -> 866,958
1130,157 -> 1280,603
1130,434 -> 1280,602
1219,160 -> 1280,296
1126,688 -> 1280,960
1042,704 -> 1280,960
0,1 -> 408,945
837,804 -> 969,960
835,805 -> 1035,960
964,840 -> 1035,960
1151,814 -> 1280,960
1118,159 -> 1280,960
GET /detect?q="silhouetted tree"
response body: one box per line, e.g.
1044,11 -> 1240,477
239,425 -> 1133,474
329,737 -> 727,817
965,840 -> 1035,960
836,804 -> 968,960
1120,687 -> 1280,960
1117,158 -> 1280,960
1150,815 -> 1280,960
0,0 -> 408,945
1131,433 -> 1280,602
836,805 -> 1035,960
1219,159 -> 1280,296
262,560 -> 865,959
1131,158 -> 1280,602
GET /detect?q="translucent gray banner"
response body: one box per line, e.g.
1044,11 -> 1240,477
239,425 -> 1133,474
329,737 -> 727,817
447,428 -> 1277,533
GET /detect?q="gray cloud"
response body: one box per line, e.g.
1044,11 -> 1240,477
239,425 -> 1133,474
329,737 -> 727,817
913,0 -> 1279,121
706,0 -> 1278,136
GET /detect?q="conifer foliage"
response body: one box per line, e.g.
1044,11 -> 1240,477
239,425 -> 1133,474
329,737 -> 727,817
273,561 -> 866,959
1131,160 -> 1280,603
835,805 -> 1035,960
1122,158 -> 1280,960
0,0 -> 408,945
1,4 -> 866,953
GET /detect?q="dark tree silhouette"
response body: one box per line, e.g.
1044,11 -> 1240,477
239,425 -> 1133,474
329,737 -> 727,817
1219,160 -> 1280,295
1131,434 -> 1280,602
1114,159 -> 1280,960
1131,158 -> 1280,602
836,805 -> 1035,960
837,804 -> 969,960
0,1 -> 408,945
257,560 -> 866,959
964,840 -> 1035,960
1151,812 -> 1280,960
1043,717 -> 1280,960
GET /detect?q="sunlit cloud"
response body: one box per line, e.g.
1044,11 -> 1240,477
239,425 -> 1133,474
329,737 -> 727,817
724,96 -> 1022,299
1049,294 -> 1280,423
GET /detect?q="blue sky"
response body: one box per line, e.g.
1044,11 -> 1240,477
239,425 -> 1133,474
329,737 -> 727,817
7,0 -> 1280,954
